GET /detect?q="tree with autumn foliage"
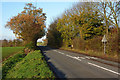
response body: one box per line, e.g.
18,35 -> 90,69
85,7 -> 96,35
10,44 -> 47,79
5,3 -> 46,49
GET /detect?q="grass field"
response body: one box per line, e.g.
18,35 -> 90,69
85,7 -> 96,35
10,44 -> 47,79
2,50 -> 55,78
2,47 -> 24,60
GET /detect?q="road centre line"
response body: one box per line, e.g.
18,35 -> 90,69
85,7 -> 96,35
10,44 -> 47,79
85,56 -> 90,59
66,55 -> 81,61
54,50 -> 81,61
90,57 -> 98,59
79,57 -> 85,59
88,62 -> 120,75
53,50 -> 57,52
53,50 -> 120,75
58,52 -> 64,54
53,50 -> 102,63
66,54 -> 74,58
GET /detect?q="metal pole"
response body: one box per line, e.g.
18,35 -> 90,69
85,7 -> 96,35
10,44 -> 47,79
104,42 -> 106,54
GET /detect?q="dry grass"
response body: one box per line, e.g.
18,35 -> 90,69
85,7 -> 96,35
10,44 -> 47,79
60,47 -> 119,63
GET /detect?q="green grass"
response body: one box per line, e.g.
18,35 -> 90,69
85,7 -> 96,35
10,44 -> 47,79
37,42 -> 44,46
2,51 -> 26,78
2,47 -> 24,60
3,50 -> 55,78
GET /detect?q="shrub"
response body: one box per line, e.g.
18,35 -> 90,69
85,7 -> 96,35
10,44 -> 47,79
72,30 -> 118,56
25,41 -> 34,50
73,37 -> 85,51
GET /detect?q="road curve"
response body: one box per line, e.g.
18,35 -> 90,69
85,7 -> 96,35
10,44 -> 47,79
39,46 -> 119,79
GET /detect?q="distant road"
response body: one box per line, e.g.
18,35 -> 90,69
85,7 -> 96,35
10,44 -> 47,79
39,46 -> 119,79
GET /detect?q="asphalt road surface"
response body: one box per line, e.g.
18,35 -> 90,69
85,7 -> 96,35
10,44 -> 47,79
39,46 -> 120,79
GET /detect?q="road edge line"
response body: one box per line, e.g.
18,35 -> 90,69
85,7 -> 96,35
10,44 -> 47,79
88,62 -> 120,75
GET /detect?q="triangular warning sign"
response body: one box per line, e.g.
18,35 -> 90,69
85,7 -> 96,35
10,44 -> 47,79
102,35 -> 107,42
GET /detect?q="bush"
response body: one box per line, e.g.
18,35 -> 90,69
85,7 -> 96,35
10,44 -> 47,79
73,37 -> 85,51
85,36 -> 103,52
106,29 -> 118,56
25,42 -> 34,50
72,31 -> 118,57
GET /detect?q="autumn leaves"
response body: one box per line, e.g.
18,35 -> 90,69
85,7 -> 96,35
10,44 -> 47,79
5,3 -> 46,49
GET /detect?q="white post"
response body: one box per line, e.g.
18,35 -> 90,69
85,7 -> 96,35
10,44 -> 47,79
104,42 -> 106,54
102,35 -> 107,55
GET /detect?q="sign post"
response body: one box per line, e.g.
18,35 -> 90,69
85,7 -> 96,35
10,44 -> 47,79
102,35 -> 107,54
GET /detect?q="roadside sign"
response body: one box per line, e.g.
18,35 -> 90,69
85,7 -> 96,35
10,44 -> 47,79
102,35 -> 107,43
102,35 -> 107,54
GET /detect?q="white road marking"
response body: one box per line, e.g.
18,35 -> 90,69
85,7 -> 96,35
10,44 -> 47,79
58,52 -> 61,53
79,57 -> 85,59
74,57 -> 81,61
66,54 -> 73,58
85,56 -> 90,59
66,55 -> 81,61
53,50 -> 98,60
59,52 -> 64,55
53,50 -> 57,52
88,62 -> 120,75
90,57 -> 98,59
54,50 -> 119,75
53,50 -> 119,75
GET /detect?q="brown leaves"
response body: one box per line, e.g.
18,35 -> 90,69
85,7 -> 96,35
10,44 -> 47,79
5,3 -> 46,44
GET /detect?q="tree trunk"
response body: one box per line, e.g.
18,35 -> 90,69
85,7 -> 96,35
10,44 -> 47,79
32,38 -> 38,49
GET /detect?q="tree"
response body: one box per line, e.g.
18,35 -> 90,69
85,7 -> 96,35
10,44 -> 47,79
13,39 -> 23,47
57,2 -> 105,41
5,3 -> 46,49
47,18 -> 63,48
73,2 -> 105,39
57,11 -> 79,46
107,2 -> 119,33
8,40 -> 13,47
96,2 -> 119,35
2,39 -> 8,47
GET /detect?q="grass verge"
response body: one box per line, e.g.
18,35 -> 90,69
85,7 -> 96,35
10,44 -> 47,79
3,50 -> 55,79
2,47 -> 24,60
2,51 -> 26,78
60,47 -> 119,63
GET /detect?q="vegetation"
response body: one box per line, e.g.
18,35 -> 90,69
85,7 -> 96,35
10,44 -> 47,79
37,42 -> 45,46
2,51 -> 26,78
2,47 -> 24,60
1,1 -> 119,79
47,2 -> 119,58
1,39 -> 23,47
5,3 -> 46,49
2,50 -> 55,78
2,3 -> 55,79
47,18 -> 63,48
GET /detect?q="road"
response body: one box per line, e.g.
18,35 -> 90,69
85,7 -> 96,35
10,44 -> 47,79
40,46 -> 120,79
